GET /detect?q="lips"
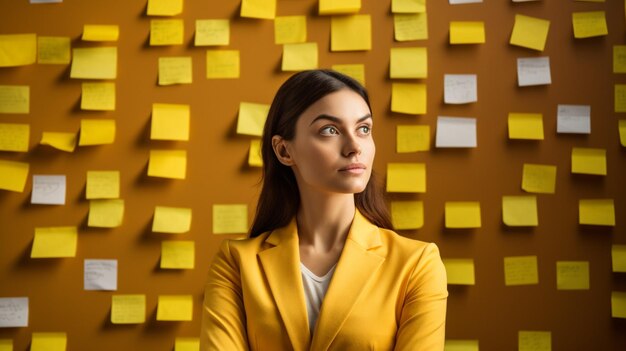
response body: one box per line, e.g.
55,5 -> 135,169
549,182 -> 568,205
339,163 -> 367,171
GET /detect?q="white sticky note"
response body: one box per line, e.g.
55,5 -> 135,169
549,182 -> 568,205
31,175 -> 66,205
30,0 -> 62,3
0,297 -> 28,327
450,0 -> 482,3
517,57 -> 551,86
435,116 -> 477,148
84,259 -> 118,291
444,74 -> 477,104
557,104 -> 590,134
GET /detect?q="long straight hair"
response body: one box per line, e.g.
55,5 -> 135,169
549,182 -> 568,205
249,70 -> 393,238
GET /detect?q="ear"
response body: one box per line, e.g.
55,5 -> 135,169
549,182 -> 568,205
271,135 -> 294,166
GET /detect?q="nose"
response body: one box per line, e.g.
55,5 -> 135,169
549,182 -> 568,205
342,135 -> 362,157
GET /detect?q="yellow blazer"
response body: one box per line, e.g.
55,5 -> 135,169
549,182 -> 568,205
200,210 -> 448,351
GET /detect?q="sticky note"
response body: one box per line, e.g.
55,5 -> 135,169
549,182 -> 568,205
70,47 -> 117,79
79,119 -> 116,146
391,82 -> 426,114
557,105 -> 590,134
175,338 -> 200,351
213,204 -> 248,234
84,259 -> 117,291
394,13 -> 428,41
579,199 -> 615,226
556,261 -> 589,290
161,240 -> 195,269
240,0 -> 276,19
392,0 -> 425,13
88,199 -> 125,228
397,125 -> 430,153
0,34 -> 36,67
390,47 -> 427,78
206,50 -> 240,79
613,245 -> 626,273
82,25 -> 119,42
508,113 -> 544,140
159,56 -> 192,85
517,57 -> 551,86
147,0 -> 183,16
571,147 -> 606,176
237,102 -> 270,136
0,297 -> 28,327
319,0 -> 360,14
0,85 -> 29,114
444,340 -> 479,351
613,45 -> 626,73
573,11 -> 607,38
445,202 -> 481,228
449,22 -> 485,44
195,19 -> 230,46
435,116 -> 477,148
0,159 -> 29,192
391,200 -> 424,229
111,295 -> 145,324
150,19 -> 184,46
153,206 -> 192,233
612,291 -> 626,318
31,175 -> 66,205
248,139 -> 263,167
504,256 -> 538,286
502,195 -> 538,227
151,103 -> 190,141
275,16 -> 307,44
510,14 -> 550,51
148,150 -> 187,179
518,331 -> 551,351
443,259 -> 475,285
615,84 -> 626,112
31,226 -> 77,258
620,120 -> 626,147
444,74 -> 477,104
331,64 -> 365,86
331,15 -> 371,51
88,170 -> 121,201
522,164 -> 556,194
41,132 -> 77,152
37,36 -> 70,64
157,295 -> 193,321
81,82 -> 115,111
386,163 -> 426,193
0,123 -> 29,152
31,333 -> 67,351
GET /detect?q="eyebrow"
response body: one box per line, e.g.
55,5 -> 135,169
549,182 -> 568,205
309,113 -> 372,126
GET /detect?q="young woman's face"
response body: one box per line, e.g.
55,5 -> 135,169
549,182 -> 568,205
280,88 -> 375,195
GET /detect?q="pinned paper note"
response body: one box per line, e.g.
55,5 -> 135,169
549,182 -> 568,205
444,74 -> 477,104
449,22 -> 485,44
175,338 -> 200,351
571,147 -> 606,176
157,295 -> 193,321
620,120 -> 626,147
147,0 -> 183,16
386,163 -> 426,193
522,164 -> 556,194
397,125 -> 430,152
0,339 -> 11,351
502,196 -> 538,227
615,84 -> 626,112
248,139 -> 263,167
391,0 -> 425,13
390,47 -> 427,78
70,47 -> 117,79
435,116 -> 477,148
111,295 -> 146,324
37,36 -> 70,64
86,170 -> 119,199
443,259 -> 475,285
510,14 -> 550,51
31,226 -> 77,258
148,150 -> 187,179
31,175 -> 66,205
81,82 -> 115,111
159,57 -> 192,85
88,199 -> 125,228
150,19 -> 184,45
206,50 -> 240,78
40,132 -> 77,152
518,331 -> 551,351
195,19 -> 230,46
572,11 -> 608,39
240,0 -> 276,19
82,25 -> 119,42
0,297 -> 28,327
445,201 -> 481,228
613,46 -> 626,73
153,206 -> 192,233
391,82 -> 426,114
450,0 -> 482,3
517,57 -> 551,86
612,292 -> 626,318
0,34 -> 36,67
331,64 -> 365,86
579,199 -> 615,226
508,113 -> 544,140
0,159 -> 29,192
31,333 -> 66,351
331,15 -> 371,51
282,43 -> 318,71
237,102 -> 270,136
556,261 -> 589,290
84,259 -> 117,291
613,245 -> 626,273
504,256 -> 538,286
0,85 -> 29,114
444,340 -> 479,351
391,200 -> 424,229
161,240 -> 195,269
557,105 -> 590,134
0,123 -> 29,152
151,103 -> 190,141
275,16 -> 307,44
319,0 -> 361,14
213,204 -> 248,234
394,13 -> 428,41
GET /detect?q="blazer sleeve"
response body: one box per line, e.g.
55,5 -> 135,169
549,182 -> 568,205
394,242 -> 448,351
200,239 -> 250,351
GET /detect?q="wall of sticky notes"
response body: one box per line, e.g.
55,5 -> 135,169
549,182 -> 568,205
1,0 -> 625,350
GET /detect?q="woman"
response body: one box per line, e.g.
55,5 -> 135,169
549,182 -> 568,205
200,70 -> 448,350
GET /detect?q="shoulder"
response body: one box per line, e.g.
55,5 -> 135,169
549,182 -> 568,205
376,227 -> 441,259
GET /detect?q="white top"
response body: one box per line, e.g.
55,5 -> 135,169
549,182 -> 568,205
300,262 -> 336,337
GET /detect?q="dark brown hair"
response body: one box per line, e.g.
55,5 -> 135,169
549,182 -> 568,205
249,70 -> 393,237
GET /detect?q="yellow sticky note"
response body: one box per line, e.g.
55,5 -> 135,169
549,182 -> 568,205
392,0 -> 425,13
157,295 -> 193,321
153,206 -> 192,233
397,125 -> 430,153
391,82 -> 426,114
237,102 -> 270,136
579,199 -> 615,226
619,120 -> 626,146
148,0 -> 183,16
275,16 -> 307,44
450,21 -> 485,44
445,202 -> 481,228
70,47 -> 117,79
81,82 -> 115,111
443,259 -> 475,285
444,340 -> 479,351
248,139 -> 263,167
615,84 -> 626,112
0,339 -> 12,351
394,13 -> 428,42
390,47 -> 427,79
508,113 -> 543,140
502,196 -> 538,227
319,0 -> 360,14
150,19 -> 184,46
206,50 -> 240,79
613,245 -> 626,273
510,14 -> 550,51
0,160 -> 29,192
151,103 -> 190,141
386,163 -> 426,193
38,36 -> 70,64
614,46 -> 626,73
519,331 -> 551,351
148,150 -> 187,179
31,333 -> 67,351
391,201 -> 424,229
82,25 -> 119,42
556,261 -> 589,290
571,147 -> 606,176
331,64 -> 365,86
31,227 -> 77,258
195,19 -> 230,46
213,204 -> 248,234
159,57 -> 192,85
0,33 -> 36,67
175,338 -> 200,351
86,170 -> 119,200
111,295 -> 146,324
161,240 -> 195,269
88,199 -> 125,228
79,119 -> 116,146
0,85 -> 29,114
504,256 -> 538,286
0,123 -> 29,152
331,15 -> 371,51
41,132 -> 77,152
612,291 -> 626,318
522,164 -> 556,194
282,42 -> 318,71
240,0 -> 276,19
572,11 -> 607,39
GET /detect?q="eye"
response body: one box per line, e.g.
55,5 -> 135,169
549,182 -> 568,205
358,125 -> 371,135
320,126 -> 340,135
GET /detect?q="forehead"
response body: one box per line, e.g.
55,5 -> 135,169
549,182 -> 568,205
298,89 -> 371,125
